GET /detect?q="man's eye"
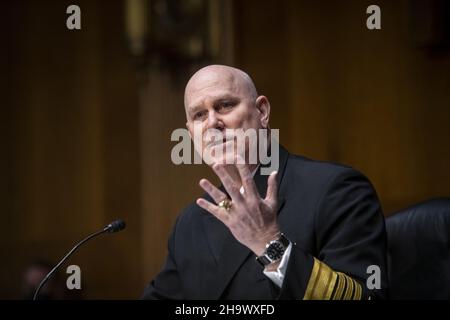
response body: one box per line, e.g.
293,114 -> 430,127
194,111 -> 206,120
218,102 -> 234,110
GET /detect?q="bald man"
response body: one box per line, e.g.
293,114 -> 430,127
142,65 -> 388,300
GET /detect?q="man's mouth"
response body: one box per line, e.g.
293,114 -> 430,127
207,136 -> 234,148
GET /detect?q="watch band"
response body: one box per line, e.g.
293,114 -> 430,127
256,233 -> 290,267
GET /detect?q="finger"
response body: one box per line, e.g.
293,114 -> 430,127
199,179 -> 228,204
196,198 -> 229,223
264,171 -> 278,208
212,164 -> 243,202
235,157 -> 259,199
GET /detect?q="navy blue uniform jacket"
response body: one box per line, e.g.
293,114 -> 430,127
142,145 -> 388,299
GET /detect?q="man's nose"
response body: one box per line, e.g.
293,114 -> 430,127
206,111 -> 224,131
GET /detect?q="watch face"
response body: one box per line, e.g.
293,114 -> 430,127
266,241 -> 285,260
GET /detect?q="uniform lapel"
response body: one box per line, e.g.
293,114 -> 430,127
201,186 -> 252,299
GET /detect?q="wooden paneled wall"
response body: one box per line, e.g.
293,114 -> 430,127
234,0 -> 450,213
1,0 -> 141,298
1,0 -> 449,298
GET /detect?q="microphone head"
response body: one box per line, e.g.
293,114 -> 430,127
106,219 -> 126,233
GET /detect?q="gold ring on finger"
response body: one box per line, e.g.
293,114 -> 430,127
218,199 -> 232,211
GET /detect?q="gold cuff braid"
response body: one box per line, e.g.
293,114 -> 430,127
303,258 -> 363,300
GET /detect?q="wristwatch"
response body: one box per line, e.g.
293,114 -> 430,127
256,233 -> 291,267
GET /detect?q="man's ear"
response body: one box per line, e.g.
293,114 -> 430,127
255,96 -> 271,128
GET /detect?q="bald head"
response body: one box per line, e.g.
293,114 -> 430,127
184,65 -> 258,113
183,65 -> 271,167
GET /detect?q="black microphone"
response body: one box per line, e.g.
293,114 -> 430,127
32,219 -> 126,300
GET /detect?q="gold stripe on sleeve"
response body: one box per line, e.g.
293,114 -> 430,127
342,274 -> 355,299
303,258 -> 364,300
303,258 -> 337,300
332,273 -> 346,299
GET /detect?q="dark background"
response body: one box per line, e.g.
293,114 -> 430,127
1,0 -> 449,298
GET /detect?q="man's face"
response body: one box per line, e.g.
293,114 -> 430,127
185,71 -> 263,166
